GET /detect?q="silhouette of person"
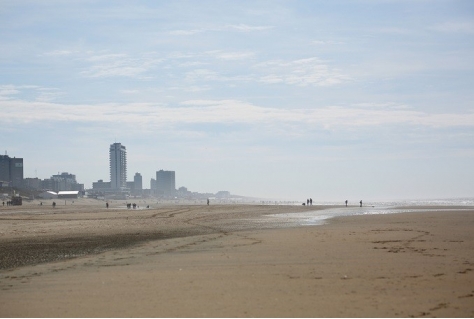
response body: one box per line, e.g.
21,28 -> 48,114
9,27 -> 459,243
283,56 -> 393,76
207,199 -> 209,205
360,200 -> 362,207
310,198 -> 313,206
307,199 -> 309,205
53,202 -> 56,208
345,200 -> 348,207
106,202 -> 109,209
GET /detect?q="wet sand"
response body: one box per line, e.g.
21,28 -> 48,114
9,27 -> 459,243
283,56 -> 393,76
0,200 -> 473,317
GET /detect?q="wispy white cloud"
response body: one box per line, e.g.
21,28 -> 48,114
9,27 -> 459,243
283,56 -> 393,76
312,40 -> 344,45
169,29 -> 203,36
430,21 -> 474,34
80,53 -> 163,79
371,27 -> 414,35
0,85 -> 62,102
2,99 -> 473,131
184,68 -> 254,84
184,69 -> 220,82
206,50 -> 256,60
36,88 -> 64,102
177,55 -> 349,87
121,89 -> 140,95
256,57 -> 350,87
226,24 -> 273,32
169,24 -> 273,36
42,50 -> 75,56
0,85 -> 21,100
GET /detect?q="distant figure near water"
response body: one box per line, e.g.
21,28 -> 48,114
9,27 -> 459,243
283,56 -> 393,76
207,199 -> 209,205
106,202 -> 109,209
307,199 -> 309,205
310,198 -> 313,206
345,200 -> 348,207
52,202 -> 56,208
360,200 -> 362,207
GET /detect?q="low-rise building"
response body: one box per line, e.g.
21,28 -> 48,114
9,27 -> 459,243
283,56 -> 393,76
92,179 -> 111,190
38,191 -> 58,199
57,191 -> 79,199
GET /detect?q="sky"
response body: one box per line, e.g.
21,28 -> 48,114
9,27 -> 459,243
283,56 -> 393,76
1,0 -> 474,201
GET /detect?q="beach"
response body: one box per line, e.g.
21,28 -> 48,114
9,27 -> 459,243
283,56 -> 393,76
0,200 -> 473,317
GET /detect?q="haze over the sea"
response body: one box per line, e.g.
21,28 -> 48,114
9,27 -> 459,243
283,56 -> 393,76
1,1 -> 473,201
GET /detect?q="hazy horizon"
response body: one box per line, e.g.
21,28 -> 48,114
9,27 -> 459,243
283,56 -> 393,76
1,1 -> 473,201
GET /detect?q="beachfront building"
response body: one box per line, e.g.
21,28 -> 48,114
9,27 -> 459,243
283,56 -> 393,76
92,179 -> 111,190
23,177 -> 42,190
216,191 -> 231,198
38,190 -> 58,199
57,191 -> 79,199
109,142 -> 127,190
129,172 -> 143,196
134,173 -> 142,191
177,186 -> 191,198
42,172 -> 84,193
38,190 -> 80,199
51,172 -> 84,192
0,154 -> 23,188
156,170 -> 175,197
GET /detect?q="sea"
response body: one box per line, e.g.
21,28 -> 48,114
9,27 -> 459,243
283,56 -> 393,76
263,197 -> 474,227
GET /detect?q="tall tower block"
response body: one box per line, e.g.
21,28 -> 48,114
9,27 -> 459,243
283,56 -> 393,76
109,143 -> 127,189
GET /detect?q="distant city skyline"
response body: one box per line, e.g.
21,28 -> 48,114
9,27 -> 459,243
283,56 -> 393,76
1,1 -> 473,201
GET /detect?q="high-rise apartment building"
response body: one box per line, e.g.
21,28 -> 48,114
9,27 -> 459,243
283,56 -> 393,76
0,155 -> 10,182
134,172 -> 142,190
0,154 -> 23,187
109,143 -> 127,189
156,170 -> 175,197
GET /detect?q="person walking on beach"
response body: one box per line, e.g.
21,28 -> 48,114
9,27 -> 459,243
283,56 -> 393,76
310,198 -> 313,206
360,200 -> 362,207
106,202 -> 109,209
207,198 -> 209,205
52,202 -> 56,208
307,199 -> 309,205
345,200 -> 348,207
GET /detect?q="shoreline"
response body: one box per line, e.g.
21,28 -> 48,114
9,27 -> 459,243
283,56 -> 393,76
0,203 -> 473,317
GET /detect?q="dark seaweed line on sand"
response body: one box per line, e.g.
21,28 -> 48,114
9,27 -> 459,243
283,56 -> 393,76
0,227 -> 213,270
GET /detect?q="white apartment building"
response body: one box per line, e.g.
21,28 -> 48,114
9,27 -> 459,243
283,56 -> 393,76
109,142 -> 127,189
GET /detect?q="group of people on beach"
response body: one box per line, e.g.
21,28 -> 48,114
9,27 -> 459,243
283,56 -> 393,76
303,199 -> 363,207
126,203 -> 138,209
3,201 -> 13,206
344,200 -> 363,207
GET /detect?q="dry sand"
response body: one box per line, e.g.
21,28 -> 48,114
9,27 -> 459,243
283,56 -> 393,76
0,200 -> 473,317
